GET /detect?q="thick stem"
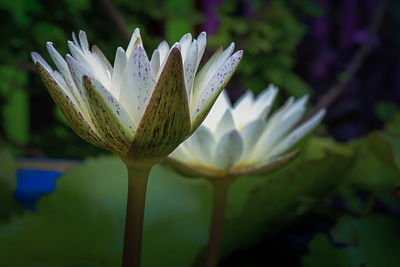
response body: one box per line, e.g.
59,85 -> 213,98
204,178 -> 235,267
123,165 -> 152,267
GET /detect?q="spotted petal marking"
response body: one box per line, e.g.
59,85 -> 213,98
35,62 -> 110,151
128,47 -> 190,159
190,50 -> 243,134
83,76 -> 134,154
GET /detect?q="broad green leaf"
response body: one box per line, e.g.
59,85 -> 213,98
303,215 -> 400,267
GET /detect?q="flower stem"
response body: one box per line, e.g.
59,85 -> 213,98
123,164 -> 152,267
204,178 -> 236,267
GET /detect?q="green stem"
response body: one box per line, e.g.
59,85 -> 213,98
204,178 -> 235,267
122,164 -> 152,267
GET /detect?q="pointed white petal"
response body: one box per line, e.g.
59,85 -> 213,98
126,28 -> 142,58
247,97 -> 295,161
157,40 -> 170,67
192,47 -> 222,97
252,85 -> 278,118
92,45 -> 113,74
150,49 -> 160,78
65,54 -> 90,102
111,47 -> 127,98
72,32 -> 79,47
184,40 -> 198,98
282,95 -> 309,121
170,145 -> 199,165
31,52 -> 52,73
179,33 -> 192,61
46,43 -> 83,104
193,42 -> 235,102
212,129 -> 244,170
215,109 -> 235,139
187,125 -> 216,166
79,30 -> 89,53
269,109 -> 326,157
190,50 -> 243,131
202,90 -> 231,130
195,32 -> 207,71
68,41 -> 89,65
238,118 -> 266,160
232,91 -> 254,125
120,45 -> 155,125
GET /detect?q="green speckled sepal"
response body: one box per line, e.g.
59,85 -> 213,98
83,75 -> 134,154
128,47 -> 190,159
36,62 -> 111,151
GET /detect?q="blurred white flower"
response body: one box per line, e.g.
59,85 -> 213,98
31,29 -> 242,160
168,85 -> 326,177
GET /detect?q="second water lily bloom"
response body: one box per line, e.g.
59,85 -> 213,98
31,29 -> 243,161
167,85 -> 326,267
168,85 -> 326,177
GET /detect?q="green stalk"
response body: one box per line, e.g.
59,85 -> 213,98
122,163 -> 152,267
204,177 -> 236,267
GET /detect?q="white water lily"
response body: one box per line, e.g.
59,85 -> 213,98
31,29 -> 242,160
168,85 -> 326,177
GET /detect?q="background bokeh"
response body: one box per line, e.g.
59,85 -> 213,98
1,0 -> 400,266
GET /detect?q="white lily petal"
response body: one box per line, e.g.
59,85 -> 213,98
202,90 -> 231,130
238,118 -> 266,161
252,85 -> 278,118
190,50 -> 243,124
184,40 -> 198,98
72,32 -> 79,47
46,43 -> 82,103
126,28 -> 142,58
31,52 -> 52,73
269,109 -> 326,157
68,41 -> 89,65
213,129 -> 244,170
247,97 -> 295,161
111,47 -> 127,98
65,54 -> 90,102
170,145 -> 198,165
157,41 -> 170,68
215,109 -> 235,139
232,91 -> 254,125
92,45 -> 113,74
179,33 -> 192,61
120,45 -> 155,125
78,30 -> 89,53
150,49 -> 160,78
187,125 -> 216,166
195,32 -> 207,71
193,42 -> 235,102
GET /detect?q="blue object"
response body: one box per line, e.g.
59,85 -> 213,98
15,169 -> 63,210
15,159 -> 80,210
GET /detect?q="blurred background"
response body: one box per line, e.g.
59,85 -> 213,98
0,0 -> 400,266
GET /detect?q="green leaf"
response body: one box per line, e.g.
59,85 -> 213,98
303,215 -> 400,267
